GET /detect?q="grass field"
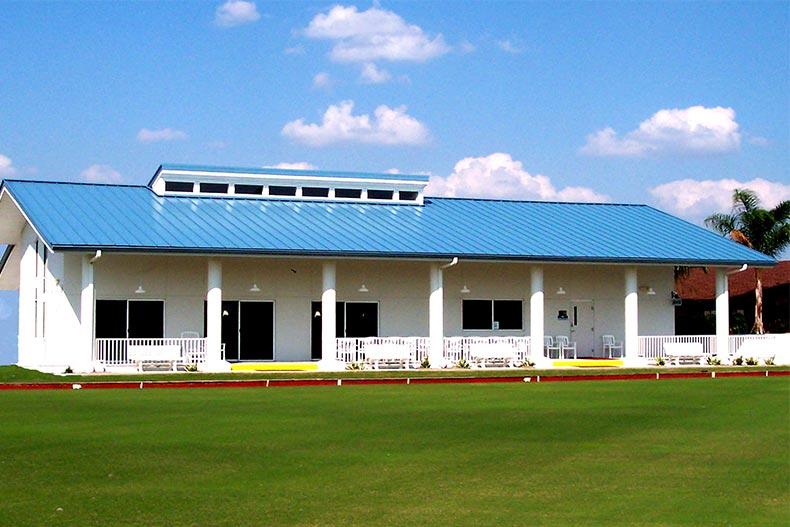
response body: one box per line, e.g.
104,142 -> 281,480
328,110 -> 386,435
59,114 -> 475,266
1,377 -> 787,526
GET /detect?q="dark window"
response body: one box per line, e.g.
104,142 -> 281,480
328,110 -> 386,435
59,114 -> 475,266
302,187 -> 330,197
463,300 -> 523,330
335,188 -> 362,199
463,300 -> 492,330
165,181 -> 194,193
399,191 -> 418,201
368,189 -> 394,200
96,300 -> 127,338
128,301 -> 165,338
494,300 -> 523,330
200,183 -> 228,194
95,300 -> 164,338
269,186 -> 296,196
235,184 -> 263,195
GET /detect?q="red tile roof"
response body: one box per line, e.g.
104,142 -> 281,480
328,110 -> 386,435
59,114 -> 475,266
676,261 -> 790,300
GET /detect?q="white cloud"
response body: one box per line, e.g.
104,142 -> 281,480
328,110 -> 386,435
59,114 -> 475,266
581,106 -> 741,157
496,39 -> 523,54
650,177 -> 790,224
215,1 -> 260,28
281,100 -> 430,146
0,155 -> 16,177
285,45 -> 305,55
304,5 -> 450,63
748,135 -> 770,146
80,164 -> 123,184
312,72 -> 333,90
426,153 -> 609,203
360,62 -> 391,84
266,162 -> 318,170
136,128 -> 189,143
459,40 -> 476,54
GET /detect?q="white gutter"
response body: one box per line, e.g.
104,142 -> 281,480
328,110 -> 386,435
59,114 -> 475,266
727,263 -> 748,275
89,249 -> 102,264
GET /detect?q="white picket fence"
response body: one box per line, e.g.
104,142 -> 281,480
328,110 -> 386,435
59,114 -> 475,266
94,338 -> 207,367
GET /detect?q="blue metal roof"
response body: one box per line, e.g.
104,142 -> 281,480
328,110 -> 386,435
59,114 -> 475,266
0,178 -> 777,266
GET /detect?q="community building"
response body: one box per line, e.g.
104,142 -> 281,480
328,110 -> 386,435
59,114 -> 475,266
0,165 -> 783,373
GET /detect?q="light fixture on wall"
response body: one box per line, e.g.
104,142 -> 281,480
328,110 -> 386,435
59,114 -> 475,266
639,286 -> 656,295
249,283 -> 261,292
556,287 -> 566,295
460,284 -> 471,294
358,283 -> 369,293
135,282 -> 146,294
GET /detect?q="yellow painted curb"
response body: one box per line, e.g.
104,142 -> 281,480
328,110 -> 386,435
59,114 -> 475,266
553,359 -> 624,368
231,362 -> 319,372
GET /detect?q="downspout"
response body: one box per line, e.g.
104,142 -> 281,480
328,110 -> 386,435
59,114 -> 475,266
440,256 -> 459,270
727,264 -> 747,275
89,250 -> 102,264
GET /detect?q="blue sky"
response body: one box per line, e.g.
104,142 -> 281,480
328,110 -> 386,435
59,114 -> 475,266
0,1 -> 788,364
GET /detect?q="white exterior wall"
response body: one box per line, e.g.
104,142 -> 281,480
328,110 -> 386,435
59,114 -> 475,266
24,251 -> 677,365
16,225 -> 84,371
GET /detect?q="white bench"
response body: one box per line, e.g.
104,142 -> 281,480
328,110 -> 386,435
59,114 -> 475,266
365,344 -> 414,369
128,344 -> 183,372
735,340 -> 778,364
662,342 -> 705,366
469,343 -> 518,368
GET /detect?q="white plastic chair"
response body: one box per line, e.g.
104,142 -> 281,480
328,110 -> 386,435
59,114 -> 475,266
556,335 -> 577,359
602,335 -> 623,358
544,336 -> 561,359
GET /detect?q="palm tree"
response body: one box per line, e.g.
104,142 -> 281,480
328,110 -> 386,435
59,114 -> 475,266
704,189 -> 790,334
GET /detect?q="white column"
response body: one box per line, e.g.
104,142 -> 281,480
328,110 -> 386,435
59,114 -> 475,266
530,266 -> 544,358
80,255 -> 95,368
715,268 -> 729,358
206,258 -> 223,364
321,261 -> 337,362
429,264 -> 444,367
624,267 -> 638,359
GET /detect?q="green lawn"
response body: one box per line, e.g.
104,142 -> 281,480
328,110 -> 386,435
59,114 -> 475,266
1,377 -> 787,526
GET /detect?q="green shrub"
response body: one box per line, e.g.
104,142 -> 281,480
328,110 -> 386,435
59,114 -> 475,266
455,359 -> 471,369
732,356 -> 744,366
346,361 -> 365,370
520,359 -> 535,368
654,356 -> 666,366
764,357 -> 775,366
745,357 -> 759,366
706,356 -> 722,366
420,357 -> 431,369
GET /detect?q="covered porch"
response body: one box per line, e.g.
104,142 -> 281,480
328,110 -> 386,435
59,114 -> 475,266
63,253 -> 786,372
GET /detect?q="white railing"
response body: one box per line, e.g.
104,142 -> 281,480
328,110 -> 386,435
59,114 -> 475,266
335,336 -> 531,366
638,335 -> 717,359
94,338 -> 207,367
336,337 -> 430,364
443,336 -> 531,364
729,334 -> 790,357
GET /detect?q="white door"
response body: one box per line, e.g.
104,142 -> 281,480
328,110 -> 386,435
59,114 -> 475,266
570,302 -> 595,357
